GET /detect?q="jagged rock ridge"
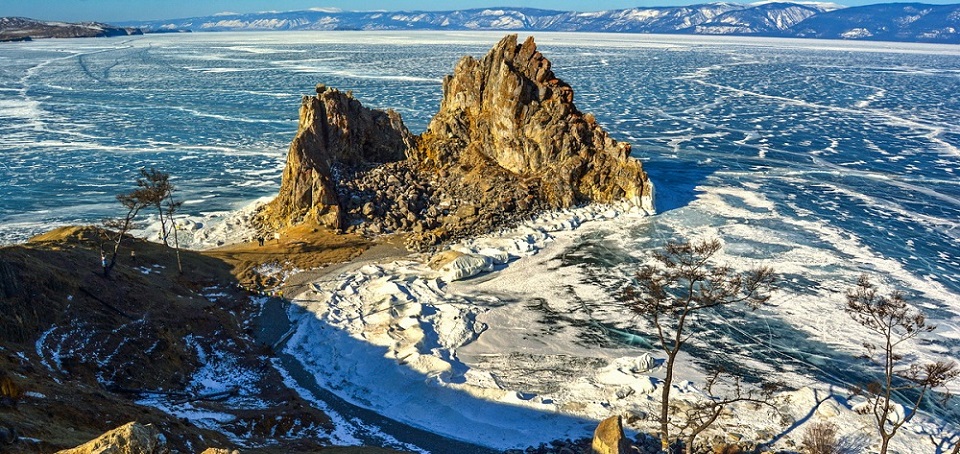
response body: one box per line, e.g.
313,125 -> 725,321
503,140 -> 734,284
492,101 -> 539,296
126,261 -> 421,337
259,34 -> 654,248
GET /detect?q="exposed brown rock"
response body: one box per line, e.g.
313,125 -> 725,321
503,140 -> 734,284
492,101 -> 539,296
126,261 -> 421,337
416,34 -> 654,211
260,34 -> 654,248
55,422 -> 167,454
258,87 -> 415,231
200,449 -> 239,454
592,415 -> 628,454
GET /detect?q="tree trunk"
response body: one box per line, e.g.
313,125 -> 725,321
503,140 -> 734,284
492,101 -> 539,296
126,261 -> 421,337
880,435 -> 891,454
172,222 -> 183,274
661,351 -> 677,453
157,205 -> 169,246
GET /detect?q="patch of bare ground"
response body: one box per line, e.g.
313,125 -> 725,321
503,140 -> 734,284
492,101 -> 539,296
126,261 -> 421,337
0,224 -> 404,453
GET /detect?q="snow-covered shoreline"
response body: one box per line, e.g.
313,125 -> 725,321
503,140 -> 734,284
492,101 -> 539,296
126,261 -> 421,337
268,198 -> 959,452
281,203 -> 647,449
134,196 -> 272,251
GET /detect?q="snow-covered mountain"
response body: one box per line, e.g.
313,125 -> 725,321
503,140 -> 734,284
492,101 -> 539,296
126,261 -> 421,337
120,4 -> 828,34
117,2 -> 960,43
787,2 -> 960,42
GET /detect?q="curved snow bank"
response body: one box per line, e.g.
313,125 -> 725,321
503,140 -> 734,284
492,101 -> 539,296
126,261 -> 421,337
284,202 -> 655,449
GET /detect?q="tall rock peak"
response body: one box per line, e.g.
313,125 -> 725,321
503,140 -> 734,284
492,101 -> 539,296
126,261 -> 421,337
258,86 -> 415,231
417,34 -> 654,210
260,35 -> 654,247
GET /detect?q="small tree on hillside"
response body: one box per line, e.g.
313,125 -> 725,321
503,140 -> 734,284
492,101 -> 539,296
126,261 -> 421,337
163,184 -> 184,274
845,275 -> 959,454
101,187 -> 149,277
133,167 -> 186,273
619,239 -> 777,453
672,367 -> 779,451
136,168 -> 176,246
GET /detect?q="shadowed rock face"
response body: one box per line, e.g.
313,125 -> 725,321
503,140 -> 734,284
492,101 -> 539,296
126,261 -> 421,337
258,86 -> 415,231
261,34 -> 654,243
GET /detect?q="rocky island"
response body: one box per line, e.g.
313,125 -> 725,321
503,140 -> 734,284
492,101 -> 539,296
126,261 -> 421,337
256,34 -> 654,249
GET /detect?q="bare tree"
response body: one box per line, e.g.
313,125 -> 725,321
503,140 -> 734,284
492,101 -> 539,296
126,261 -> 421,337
845,275 -> 959,454
101,188 -> 149,277
801,421 -> 840,454
135,168 -> 175,246
673,367 -> 779,451
163,185 -> 184,274
620,239 -> 776,453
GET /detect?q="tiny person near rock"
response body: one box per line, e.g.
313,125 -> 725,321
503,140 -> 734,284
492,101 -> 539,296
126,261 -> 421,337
257,236 -> 264,247
130,249 -> 136,263
101,253 -> 108,276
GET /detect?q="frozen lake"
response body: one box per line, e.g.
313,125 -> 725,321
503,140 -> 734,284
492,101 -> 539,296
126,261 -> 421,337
2,31 -> 959,451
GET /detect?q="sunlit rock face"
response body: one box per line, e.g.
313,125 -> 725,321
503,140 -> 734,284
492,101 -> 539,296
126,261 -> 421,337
417,34 -> 654,212
262,34 -> 654,240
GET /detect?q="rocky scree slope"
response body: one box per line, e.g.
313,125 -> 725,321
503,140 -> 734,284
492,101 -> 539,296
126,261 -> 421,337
257,34 -> 654,250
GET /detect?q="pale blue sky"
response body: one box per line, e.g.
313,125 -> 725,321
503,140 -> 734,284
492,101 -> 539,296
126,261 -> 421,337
4,0 -> 957,23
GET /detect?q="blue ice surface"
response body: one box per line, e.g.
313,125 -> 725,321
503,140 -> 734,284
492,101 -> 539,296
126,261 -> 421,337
2,31 -> 959,423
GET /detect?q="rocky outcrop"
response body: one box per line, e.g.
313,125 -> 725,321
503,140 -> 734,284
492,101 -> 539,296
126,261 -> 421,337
417,34 -> 654,211
592,415 -> 629,454
261,34 -> 654,248
258,85 -> 415,231
56,422 -> 167,454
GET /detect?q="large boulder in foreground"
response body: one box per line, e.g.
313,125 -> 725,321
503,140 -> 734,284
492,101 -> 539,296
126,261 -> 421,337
55,422 -> 166,454
258,86 -> 416,231
592,415 -> 629,454
416,34 -> 654,212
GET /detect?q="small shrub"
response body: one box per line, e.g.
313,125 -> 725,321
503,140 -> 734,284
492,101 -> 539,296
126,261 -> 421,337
801,421 -> 839,454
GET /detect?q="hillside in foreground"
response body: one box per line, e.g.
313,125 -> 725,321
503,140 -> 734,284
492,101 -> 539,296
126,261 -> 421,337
0,225 -> 385,453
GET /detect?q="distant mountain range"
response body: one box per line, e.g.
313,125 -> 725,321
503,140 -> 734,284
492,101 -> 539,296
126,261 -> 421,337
116,2 -> 960,43
0,17 -> 142,42
3,3 -> 959,44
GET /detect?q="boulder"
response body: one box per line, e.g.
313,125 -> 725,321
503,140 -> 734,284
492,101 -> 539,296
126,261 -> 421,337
592,415 -> 629,454
428,250 -> 494,282
55,422 -> 167,454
